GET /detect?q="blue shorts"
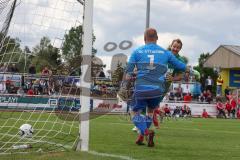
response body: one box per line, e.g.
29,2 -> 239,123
130,97 -> 161,112
130,85 -> 165,112
130,92 -> 164,112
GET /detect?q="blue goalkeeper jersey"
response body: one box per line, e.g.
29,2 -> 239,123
126,43 -> 186,95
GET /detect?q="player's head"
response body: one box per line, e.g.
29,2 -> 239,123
144,28 -> 158,44
169,38 -> 182,54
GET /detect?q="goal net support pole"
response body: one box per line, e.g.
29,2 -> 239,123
76,0 -> 94,151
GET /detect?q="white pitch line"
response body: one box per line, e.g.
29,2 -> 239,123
162,126 -> 240,134
88,150 -> 138,160
98,122 -> 240,135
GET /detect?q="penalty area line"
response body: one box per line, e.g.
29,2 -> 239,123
88,150 -> 138,160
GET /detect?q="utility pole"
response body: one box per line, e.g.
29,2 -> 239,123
146,0 -> 150,29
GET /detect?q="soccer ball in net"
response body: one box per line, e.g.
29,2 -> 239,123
19,124 -> 34,138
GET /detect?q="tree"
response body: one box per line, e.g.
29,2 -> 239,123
62,25 -> 97,72
0,33 -> 30,72
194,52 -> 218,94
0,34 -> 21,56
194,53 -> 215,76
32,37 -> 61,73
0,34 -> 22,62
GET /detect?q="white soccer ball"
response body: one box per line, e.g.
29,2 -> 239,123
19,124 -> 33,138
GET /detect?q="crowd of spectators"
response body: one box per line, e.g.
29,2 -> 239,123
215,96 -> 239,119
0,63 -> 19,73
167,82 -> 212,104
1,63 -> 240,120
154,104 -> 192,120
198,90 -> 213,103
1,64 -> 115,97
1,64 -> 80,96
153,104 -> 192,128
166,74 -> 235,105
90,77 -> 118,99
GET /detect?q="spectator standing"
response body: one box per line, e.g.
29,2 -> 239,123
224,86 -> 230,100
216,75 -> 223,96
192,82 -> 201,99
200,73 -> 206,92
205,76 -> 213,93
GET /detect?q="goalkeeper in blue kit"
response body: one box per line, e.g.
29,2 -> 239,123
126,28 -> 188,147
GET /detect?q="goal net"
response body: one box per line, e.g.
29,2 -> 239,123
0,0 -> 138,155
0,0 -> 84,154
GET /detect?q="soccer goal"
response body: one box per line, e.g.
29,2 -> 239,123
0,0 -> 93,154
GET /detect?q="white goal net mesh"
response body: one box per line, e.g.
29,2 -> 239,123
0,0 -> 84,154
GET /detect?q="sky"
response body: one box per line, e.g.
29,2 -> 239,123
1,0 -> 240,70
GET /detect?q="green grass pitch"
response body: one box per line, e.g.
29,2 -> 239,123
0,111 -> 240,160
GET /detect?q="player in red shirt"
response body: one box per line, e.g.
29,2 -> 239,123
230,98 -> 237,118
164,105 -> 171,118
153,105 -> 165,129
225,100 -> 232,117
216,100 -> 226,118
202,109 -> 209,118
237,108 -> 240,119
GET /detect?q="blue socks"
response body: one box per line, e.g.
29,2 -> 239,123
132,114 -> 147,135
132,114 -> 153,135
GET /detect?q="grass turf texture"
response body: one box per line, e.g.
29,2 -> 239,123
0,112 -> 240,160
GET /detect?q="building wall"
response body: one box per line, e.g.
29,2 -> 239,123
229,69 -> 240,88
220,68 -> 240,94
220,69 -> 229,94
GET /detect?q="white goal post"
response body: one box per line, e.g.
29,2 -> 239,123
77,0 -> 93,151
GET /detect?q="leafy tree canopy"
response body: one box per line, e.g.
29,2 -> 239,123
31,37 -> 61,73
